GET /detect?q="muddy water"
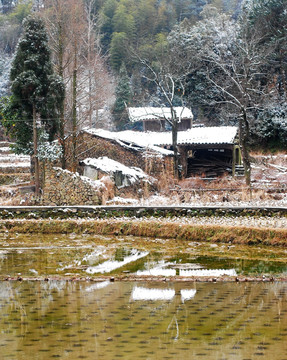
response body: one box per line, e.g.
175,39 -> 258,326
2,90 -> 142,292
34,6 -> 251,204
0,234 -> 287,278
0,281 -> 286,360
0,234 -> 287,359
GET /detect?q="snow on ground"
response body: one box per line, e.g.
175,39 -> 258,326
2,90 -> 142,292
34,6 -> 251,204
106,197 -> 139,205
107,152 -> 287,209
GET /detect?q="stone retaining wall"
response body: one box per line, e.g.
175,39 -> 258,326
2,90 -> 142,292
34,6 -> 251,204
42,167 -> 107,205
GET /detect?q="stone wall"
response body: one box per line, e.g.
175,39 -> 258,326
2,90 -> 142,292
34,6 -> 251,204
75,132 -> 145,169
42,166 -> 108,206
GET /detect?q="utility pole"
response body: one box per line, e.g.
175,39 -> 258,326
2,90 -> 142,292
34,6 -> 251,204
33,104 -> 40,196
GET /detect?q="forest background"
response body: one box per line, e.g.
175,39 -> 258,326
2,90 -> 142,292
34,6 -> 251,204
0,0 -> 286,163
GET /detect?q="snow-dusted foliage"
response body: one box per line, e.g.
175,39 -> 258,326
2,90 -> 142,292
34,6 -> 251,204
0,54 -> 12,97
251,103 -> 287,148
37,131 -> 62,162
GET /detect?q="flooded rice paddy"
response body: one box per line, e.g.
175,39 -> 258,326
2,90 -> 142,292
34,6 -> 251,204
0,234 -> 287,359
0,281 -> 287,359
0,233 -> 287,279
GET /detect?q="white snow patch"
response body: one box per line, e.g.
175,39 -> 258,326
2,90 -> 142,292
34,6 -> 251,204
106,197 -> 139,205
137,268 -> 176,276
84,128 -> 173,156
0,162 -> 30,168
136,261 -> 178,276
82,246 -> 107,263
82,157 -> 149,184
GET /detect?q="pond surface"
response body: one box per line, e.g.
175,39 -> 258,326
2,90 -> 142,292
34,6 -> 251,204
0,281 -> 287,359
0,234 -> 286,278
1,234 -> 287,359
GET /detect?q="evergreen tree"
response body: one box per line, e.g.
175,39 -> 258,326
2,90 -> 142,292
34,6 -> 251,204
246,0 -> 287,98
112,63 -> 131,129
6,15 -> 64,194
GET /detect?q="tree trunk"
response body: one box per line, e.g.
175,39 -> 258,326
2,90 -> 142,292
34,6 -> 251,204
58,22 -> 66,169
59,105 -> 66,169
72,42 -> 78,172
239,109 -> 251,187
33,105 -> 40,196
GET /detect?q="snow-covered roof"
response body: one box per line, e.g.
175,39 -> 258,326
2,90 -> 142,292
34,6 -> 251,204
85,126 -> 238,149
82,157 -> 149,183
175,126 -> 238,145
84,128 -> 174,156
128,107 -> 193,123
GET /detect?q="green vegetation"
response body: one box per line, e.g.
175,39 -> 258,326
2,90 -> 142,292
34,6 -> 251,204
0,0 -> 286,159
1,16 -> 64,153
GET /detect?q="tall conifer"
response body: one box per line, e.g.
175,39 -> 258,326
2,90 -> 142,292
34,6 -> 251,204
112,63 -> 131,129
9,15 -> 64,194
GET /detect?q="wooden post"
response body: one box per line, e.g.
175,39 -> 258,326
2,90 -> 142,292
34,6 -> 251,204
33,104 -> 40,196
232,145 -> 236,177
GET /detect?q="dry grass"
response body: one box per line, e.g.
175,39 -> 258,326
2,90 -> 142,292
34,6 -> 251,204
154,152 -> 287,205
100,176 -> 115,205
0,218 -> 286,246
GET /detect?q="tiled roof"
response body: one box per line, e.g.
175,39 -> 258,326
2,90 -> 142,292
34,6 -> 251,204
175,126 -> 238,145
85,126 -> 238,149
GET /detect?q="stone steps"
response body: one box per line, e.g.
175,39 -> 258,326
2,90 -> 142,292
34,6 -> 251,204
0,173 -> 31,185
0,142 -> 31,185
0,165 -> 31,174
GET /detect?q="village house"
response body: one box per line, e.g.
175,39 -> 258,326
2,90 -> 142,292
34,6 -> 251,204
127,107 -> 193,132
77,126 -> 242,181
76,129 -> 174,182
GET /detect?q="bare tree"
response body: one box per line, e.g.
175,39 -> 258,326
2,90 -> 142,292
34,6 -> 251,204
133,46 -> 191,179
42,0 -> 114,171
42,0 -> 77,168
77,0 -> 115,130
169,11 -> 272,185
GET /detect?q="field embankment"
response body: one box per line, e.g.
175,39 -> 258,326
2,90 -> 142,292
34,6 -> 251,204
0,206 -> 286,247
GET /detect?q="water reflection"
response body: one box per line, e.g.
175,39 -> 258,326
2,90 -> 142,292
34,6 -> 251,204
0,281 -> 286,360
131,286 -> 175,301
181,289 -> 197,302
0,234 -> 286,278
86,249 -> 149,274
131,286 -> 197,303
179,269 -> 237,277
85,281 -> 111,292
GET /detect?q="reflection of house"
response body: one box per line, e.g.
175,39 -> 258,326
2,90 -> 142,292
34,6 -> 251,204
127,107 -> 193,132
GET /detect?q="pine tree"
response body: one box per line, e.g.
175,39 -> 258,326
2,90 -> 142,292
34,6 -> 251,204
8,15 -> 64,194
112,63 -> 131,129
